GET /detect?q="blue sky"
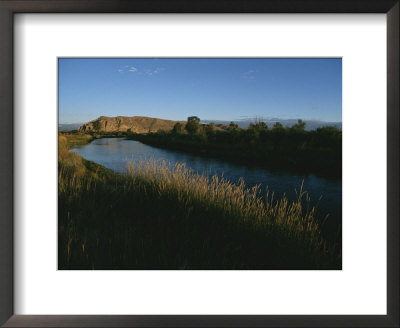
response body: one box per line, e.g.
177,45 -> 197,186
58,58 -> 342,124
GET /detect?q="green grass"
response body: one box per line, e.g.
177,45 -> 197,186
58,133 -> 341,269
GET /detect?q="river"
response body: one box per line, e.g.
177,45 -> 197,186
71,137 -> 342,241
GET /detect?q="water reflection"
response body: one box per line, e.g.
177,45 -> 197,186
71,138 -> 342,238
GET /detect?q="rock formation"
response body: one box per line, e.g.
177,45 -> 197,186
78,116 -> 185,133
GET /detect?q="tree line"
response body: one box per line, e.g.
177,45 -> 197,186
129,116 -> 342,178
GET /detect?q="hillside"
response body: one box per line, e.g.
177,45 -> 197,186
78,116 -> 185,133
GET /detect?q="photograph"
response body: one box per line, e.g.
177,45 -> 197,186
58,58 -> 342,270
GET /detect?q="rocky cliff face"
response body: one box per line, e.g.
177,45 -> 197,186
78,116 -> 185,133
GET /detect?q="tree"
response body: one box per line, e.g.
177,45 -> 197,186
246,123 -> 260,144
292,119 -> 306,131
185,116 -> 201,134
228,122 -> 239,131
172,122 -> 185,134
248,119 -> 268,132
254,121 -> 268,131
272,122 -> 284,130
205,123 -> 216,136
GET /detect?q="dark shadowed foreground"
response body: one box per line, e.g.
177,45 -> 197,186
58,134 -> 341,270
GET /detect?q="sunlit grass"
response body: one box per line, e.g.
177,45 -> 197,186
126,160 -> 324,248
59,133 -> 94,148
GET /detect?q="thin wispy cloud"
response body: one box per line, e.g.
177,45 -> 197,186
117,66 -> 164,76
117,66 -> 137,73
139,67 -> 165,76
154,67 -> 164,74
243,70 -> 256,80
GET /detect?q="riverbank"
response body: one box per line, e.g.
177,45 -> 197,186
61,124 -> 341,179
59,133 -> 341,269
126,126 -> 342,178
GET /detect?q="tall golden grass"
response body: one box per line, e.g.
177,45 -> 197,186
125,160 -> 325,249
58,134 -> 340,269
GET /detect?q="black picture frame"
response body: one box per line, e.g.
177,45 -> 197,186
0,0 -> 398,327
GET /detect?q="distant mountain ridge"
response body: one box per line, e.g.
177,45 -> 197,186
78,116 -> 185,133
59,123 -> 83,131
201,119 -> 342,131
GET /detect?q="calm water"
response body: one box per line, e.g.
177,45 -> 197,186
71,138 -> 342,238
